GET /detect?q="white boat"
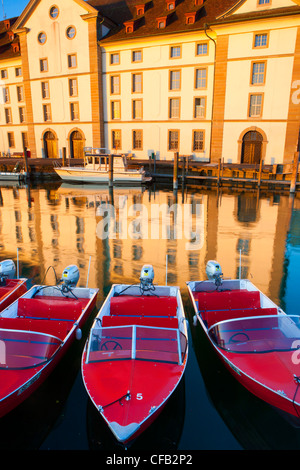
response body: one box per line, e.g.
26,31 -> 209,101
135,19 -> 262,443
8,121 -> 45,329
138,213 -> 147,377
54,153 -> 151,185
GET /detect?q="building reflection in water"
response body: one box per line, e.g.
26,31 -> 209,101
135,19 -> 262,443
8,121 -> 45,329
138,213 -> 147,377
0,183 -> 298,309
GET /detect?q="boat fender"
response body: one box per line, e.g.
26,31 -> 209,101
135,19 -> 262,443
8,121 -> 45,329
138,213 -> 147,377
75,328 -> 82,340
193,315 -> 197,326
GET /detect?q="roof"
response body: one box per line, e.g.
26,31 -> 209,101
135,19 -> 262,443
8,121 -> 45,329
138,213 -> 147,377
87,0 -> 300,42
88,0 -> 240,41
0,17 -> 20,60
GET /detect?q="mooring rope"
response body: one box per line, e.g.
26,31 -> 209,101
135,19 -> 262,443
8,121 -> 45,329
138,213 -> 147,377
99,391 -> 131,412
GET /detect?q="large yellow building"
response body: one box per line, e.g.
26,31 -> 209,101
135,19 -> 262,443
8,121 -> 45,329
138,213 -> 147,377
0,0 -> 299,163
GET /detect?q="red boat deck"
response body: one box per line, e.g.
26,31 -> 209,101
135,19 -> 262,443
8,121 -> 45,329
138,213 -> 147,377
193,289 -> 277,328
0,295 -> 91,340
102,294 -> 179,329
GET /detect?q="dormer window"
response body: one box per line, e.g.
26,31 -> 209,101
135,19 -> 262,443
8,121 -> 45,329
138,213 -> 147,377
156,16 -> 167,28
166,0 -> 175,10
11,43 -> 20,53
185,12 -> 196,24
124,20 -> 135,33
4,20 -> 10,30
135,4 -> 145,15
195,0 -> 203,5
7,31 -> 14,41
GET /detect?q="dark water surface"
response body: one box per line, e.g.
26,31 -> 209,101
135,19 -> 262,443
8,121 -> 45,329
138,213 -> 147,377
0,181 -> 300,451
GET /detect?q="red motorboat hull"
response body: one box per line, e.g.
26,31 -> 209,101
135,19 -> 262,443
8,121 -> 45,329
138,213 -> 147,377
82,352 -> 186,444
0,289 -> 98,418
187,279 -> 300,422
82,285 -> 188,444
0,279 -> 27,312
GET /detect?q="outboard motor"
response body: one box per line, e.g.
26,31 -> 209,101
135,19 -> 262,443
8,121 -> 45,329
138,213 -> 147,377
206,260 -> 223,289
0,260 -> 16,285
140,264 -> 155,292
61,265 -> 80,288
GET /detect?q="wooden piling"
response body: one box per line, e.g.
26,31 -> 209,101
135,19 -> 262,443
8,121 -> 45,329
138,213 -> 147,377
290,152 -> 299,193
258,159 -> 264,187
109,154 -> 114,187
173,152 -> 178,190
62,147 -> 67,166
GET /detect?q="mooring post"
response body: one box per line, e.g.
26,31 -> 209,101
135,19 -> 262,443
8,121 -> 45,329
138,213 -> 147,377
62,147 -> 66,166
217,158 -> 221,185
258,159 -> 264,188
290,151 -> 299,193
109,154 -> 114,187
173,152 -> 178,190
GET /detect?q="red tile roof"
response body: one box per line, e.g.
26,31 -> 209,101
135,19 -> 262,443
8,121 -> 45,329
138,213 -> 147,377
87,0 -> 300,42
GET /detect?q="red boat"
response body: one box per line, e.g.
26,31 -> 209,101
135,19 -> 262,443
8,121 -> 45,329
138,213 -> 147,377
0,260 -> 27,312
0,264 -> 98,418
187,260 -> 300,422
82,265 -> 188,445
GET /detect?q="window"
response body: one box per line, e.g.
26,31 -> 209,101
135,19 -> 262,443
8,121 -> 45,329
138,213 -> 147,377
169,98 -> 180,119
41,82 -> 50,99
69,78 -> 78,97
258,0 -> 270,4
110,53 -> 120,65
38,32 -> 46,44
5,108 -> 12,124
133,130 -> 143,150
111,101 -> 121,120
1,69 -> 7,79
193,130 -> 204,152
40,58 -> 48,72
17,86 -> 24,102
196,42 -> 208,56
132,73 -> 142,93
19,107 -> 26,123
170,46 -> 181,58
112,130 -> 121,150
132,50 -> 142,62
195,68 -> 207,89
3,87 -> 9,104
70,102 -> 79,121
132,99 -> 142,119
110,75 -> 120,94
50,6 -> 59,18
254,33 -> 268,48
7,132 -> 15,148
66,26 -> 76,39
43,103 -> 51,121
169,130 -> 179,150
251,62 -> 266,84
15,67 -> 22,77
68,54 -> 77,68
169,70 -> 181,90
249,94 -> 263,117
194,97 -> 206,118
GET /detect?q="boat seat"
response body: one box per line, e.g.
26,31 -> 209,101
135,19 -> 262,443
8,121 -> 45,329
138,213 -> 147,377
205,307 -> 278,328
17,297 -> 82,321
0,317 -> 71,340
102,315 -> 178,329
110,295 -> 177,317
195,290 -> 261,312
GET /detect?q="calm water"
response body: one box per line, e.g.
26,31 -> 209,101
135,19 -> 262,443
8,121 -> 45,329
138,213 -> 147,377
0,181 -> 300,451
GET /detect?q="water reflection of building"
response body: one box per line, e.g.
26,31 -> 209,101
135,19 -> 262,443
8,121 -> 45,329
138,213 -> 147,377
0,184 -> 298,304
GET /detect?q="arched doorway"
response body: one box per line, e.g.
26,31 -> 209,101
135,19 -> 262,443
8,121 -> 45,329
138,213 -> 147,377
70,130 -> 85,158
43,131 -> 58,159
241,131 -> 263,164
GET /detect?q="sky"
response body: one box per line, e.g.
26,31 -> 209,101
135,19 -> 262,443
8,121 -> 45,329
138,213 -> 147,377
0,0 -> 28,20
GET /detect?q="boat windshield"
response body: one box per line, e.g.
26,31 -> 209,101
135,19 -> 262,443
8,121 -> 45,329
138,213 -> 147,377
0,329 -> 62,369
208,314 -> 300,353
85,325 -> 187,365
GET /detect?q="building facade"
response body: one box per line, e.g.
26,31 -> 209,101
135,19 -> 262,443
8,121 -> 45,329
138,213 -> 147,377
0,0 -> 299,163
